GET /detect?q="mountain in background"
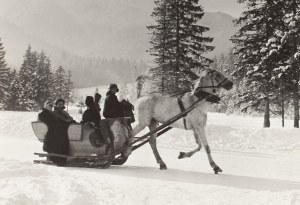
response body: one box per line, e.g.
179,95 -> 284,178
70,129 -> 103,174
0,0 -> 238,87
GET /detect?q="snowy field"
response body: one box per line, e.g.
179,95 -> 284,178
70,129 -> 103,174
0,110 -> 300,205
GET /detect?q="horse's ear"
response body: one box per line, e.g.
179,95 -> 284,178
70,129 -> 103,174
192,76 -> 204,94
194,77 -> 203,87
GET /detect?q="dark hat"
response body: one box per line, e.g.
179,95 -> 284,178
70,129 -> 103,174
95,93 -> 102,100
55,98 -> 65,105
85,96 -> 94,108
109,84 -> 119,92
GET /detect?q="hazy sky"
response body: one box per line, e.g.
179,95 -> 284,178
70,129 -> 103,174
201,0 -> 245,17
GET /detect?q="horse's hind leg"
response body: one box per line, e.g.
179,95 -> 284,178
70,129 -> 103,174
178,131 -> 202,159
148,120 -> 167,170
132,123 -> 148,137
195,127 -> 222,174
124,119 -> 150,157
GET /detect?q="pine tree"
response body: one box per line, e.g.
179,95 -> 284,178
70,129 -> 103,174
0,38 -> 10,105
33,51 -> 53,108
171,0 -> 214,87
147,0 -> 173,94
279,0 -> 300,127
18,45 -> 39,111
53,66 -> 68,100
231,0 -> 286,127
4,70 -> 23,111
255,0 -> 300,127
65,70 -> 74,110
148,0 -> 214,95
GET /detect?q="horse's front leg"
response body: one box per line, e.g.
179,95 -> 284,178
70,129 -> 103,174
148,120 -> 167,170
195,127 -> 222,174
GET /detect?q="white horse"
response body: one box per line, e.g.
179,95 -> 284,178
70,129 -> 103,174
131,68 -> 233,174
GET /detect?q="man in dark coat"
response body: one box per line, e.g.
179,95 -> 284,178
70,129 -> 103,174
81,96 -> 100,127
38,101 -> 69,166
103,84 -> 123,119
81,96 -> 105,147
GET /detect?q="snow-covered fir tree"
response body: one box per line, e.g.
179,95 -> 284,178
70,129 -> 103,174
4,70 -> 23,111
147,0 -> 173,94
0,38 -> 10,105
33,51 -> 53,108
284,0 -> 300,128
53,66 -> 68,100
5,46 -> 75,111
264,0 -> 300,127
65,70 -> 74,107
237,0 -> 300,127
148,0 -> 214,95
18,45 -> 39,111
231,0 -> 287,127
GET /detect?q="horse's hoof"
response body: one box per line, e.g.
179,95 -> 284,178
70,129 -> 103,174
213,167 -> 222,174
160,164 -> 167,170
178,152 -> 185,159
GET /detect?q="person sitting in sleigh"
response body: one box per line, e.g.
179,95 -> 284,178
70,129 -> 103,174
38,101 -> 70,166
81,96 -> 106,147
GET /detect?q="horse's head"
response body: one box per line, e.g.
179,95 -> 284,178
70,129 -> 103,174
192,69 -> 233,96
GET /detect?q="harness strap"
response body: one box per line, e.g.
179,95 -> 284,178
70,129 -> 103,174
177,98 -> 187,130
193,90 -> 221,103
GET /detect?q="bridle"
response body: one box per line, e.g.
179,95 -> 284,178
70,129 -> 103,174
194,70 -> 228,93
169,71 -> 228,97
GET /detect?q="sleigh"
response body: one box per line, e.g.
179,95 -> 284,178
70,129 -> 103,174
32,94 -> 213,169
32,118 -> 133,168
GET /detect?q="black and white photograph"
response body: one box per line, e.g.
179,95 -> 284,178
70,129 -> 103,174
0,0 -> 300,204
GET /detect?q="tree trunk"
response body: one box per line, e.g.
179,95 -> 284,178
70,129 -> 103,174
292,0 -> 299,128
263,0 -> 271,128
281,79 -> 285,127
281,96 -> 284,127
263,97 -> 270,128
175,0 -> 180,88
293,81 -> 299,128
161,2 -> 167,95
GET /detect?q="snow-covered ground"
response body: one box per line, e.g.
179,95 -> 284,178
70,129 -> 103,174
0,110 -> 300,205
